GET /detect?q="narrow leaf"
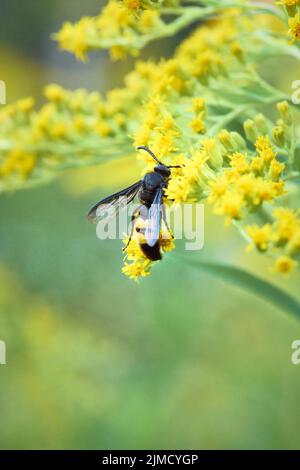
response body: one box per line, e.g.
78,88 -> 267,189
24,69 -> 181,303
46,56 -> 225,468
178,257 -> 300,319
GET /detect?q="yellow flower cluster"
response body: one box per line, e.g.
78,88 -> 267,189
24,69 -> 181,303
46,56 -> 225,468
247,208 -> 300,274
0,149 -> 36,179
209,136 -> 285,224
54,0 -> 258,62
122,228 -> 175,280
189,98 -> 206,134
288,12 -> 300,42
277,0 -> 300,41
0,83 -> 137,189
0,10 -> 264,191
54,0 -> 163,60
1,3 -> 299,281
133,96 -> 181,162
164,141 -> 218,204
175,20 -> 238,84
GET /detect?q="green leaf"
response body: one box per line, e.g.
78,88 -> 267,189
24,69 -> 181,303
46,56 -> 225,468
177,257 -> 300,319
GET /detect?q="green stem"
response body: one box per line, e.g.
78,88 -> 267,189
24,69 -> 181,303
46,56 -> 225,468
208,105 -> 248,136
232,220 -> 252,244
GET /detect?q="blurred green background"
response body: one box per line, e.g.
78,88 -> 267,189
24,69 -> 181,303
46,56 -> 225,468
0,0 -> 300,450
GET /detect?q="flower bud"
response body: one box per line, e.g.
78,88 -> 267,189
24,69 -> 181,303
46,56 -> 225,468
277,101 -> 292,126
243,119 -> 258,143
272,126 -> 285,147
254,113 -> 269,135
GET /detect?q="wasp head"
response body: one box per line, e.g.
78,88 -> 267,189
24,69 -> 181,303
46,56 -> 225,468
154,164 -> 171,177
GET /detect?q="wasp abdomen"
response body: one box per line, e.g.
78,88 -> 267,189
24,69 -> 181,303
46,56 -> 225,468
140,242 -> 162,261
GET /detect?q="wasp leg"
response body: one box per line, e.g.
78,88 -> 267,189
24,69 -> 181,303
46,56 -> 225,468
123,206 -> 142,251
162,204 -> 173,238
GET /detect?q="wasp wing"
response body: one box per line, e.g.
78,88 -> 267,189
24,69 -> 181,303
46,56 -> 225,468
145,188 -> 163,247
87,180 -> 142,224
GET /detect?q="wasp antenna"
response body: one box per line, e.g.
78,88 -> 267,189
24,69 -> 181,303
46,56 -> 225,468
168,165 -> 184,169
137,146 -> 163,165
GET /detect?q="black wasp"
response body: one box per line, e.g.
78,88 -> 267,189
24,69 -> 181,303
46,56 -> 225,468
87,146 -> 181,261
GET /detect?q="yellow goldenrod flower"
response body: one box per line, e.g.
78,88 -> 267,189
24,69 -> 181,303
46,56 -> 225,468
95,121 -> 112,138
273,208 -> 299,243
110,45 -> 128,61
1,7 -> 299,281
139,10 -> 161,31
288,13 -> 300,42
229,152 -> 250,174
208,175 -> 228,203
276,0 -> 299,13
274,256 -> 297,274
286,229 -> 300,255
33,104 -> 56,133
251,156 -> 264,174
123,0 -> 141,11
122,260 -> 151,280
236,174 -> 256,197
17,97 -> 35,113
189,116 -> 206,134
214,192 -> 244,224
192,98 -> 206,113
247,224 -> 271,251
54,17 -> 95,61
44,84 -> 67,102
165,177 -> 190,204
218,130 -> 236,152
50,122 -> 69,139
133,126 -> 152,148
73,116 -> 88,133
277,0 -> 299,6
0,149 -> 36,178
269,159 -> 285,179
